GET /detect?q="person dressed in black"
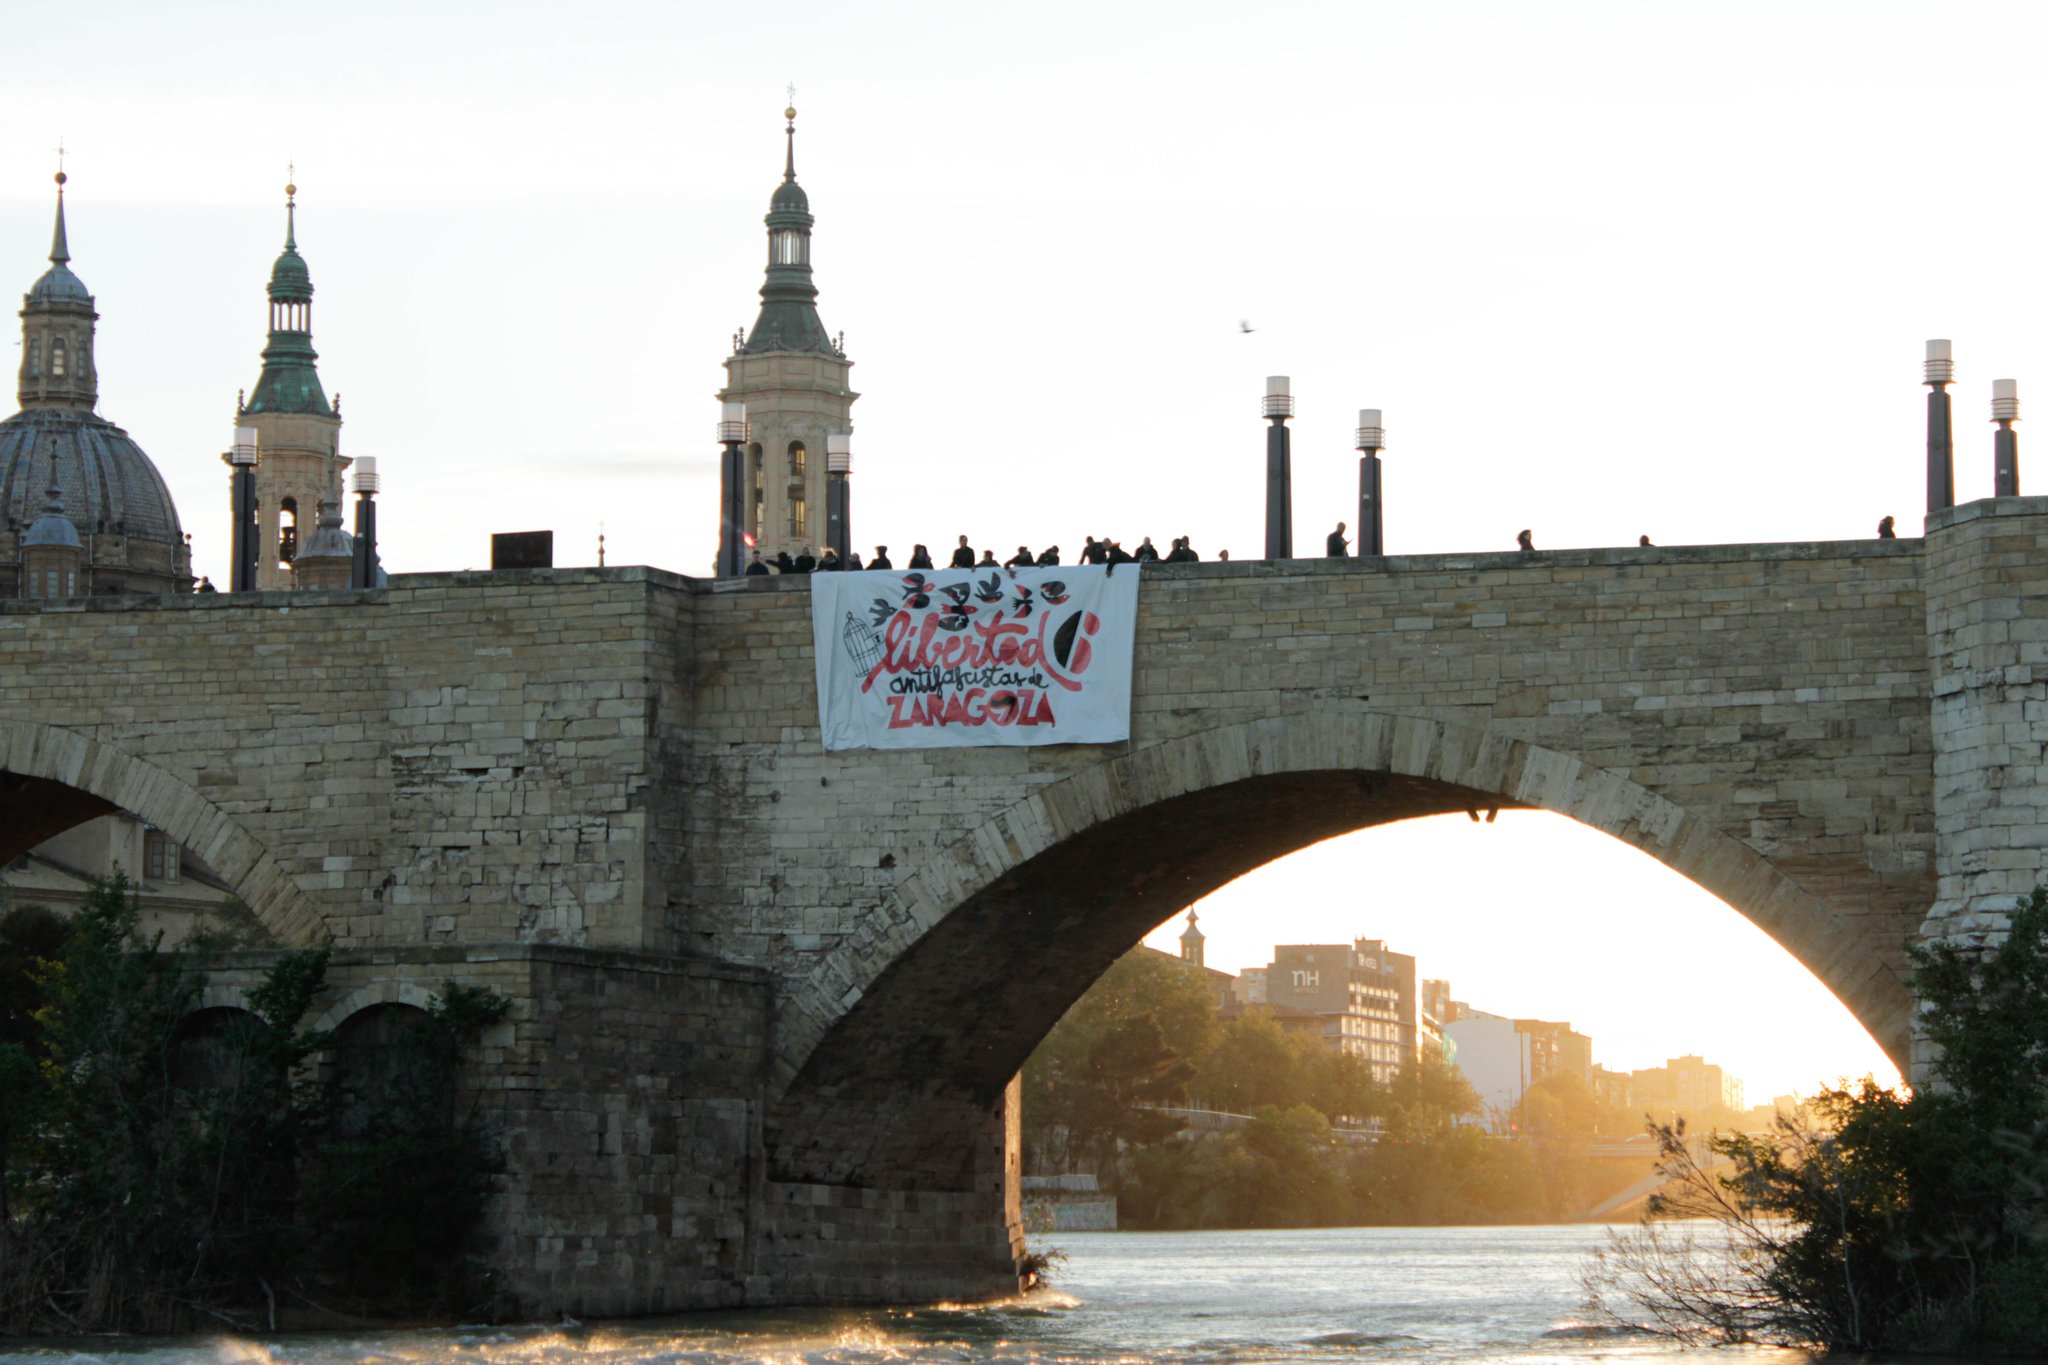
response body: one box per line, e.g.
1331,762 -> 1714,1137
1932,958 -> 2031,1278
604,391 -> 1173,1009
1638,535 -> 1653,547
793,546 -> 817,573
773,550 -> 797,573
845,550 -> 865,571
1037,545 -> 1061,566
1079,536 -> 1107,565
745,550 -> 770,577
1878,515 -> 1896,539
817,546 -> 843,571
950,535 -> 976,569
1327,522 -> 1349,557
1105,540 -> 1135,566
1005,545 -> 1036,568
977,548 -> 999,568
869,545 -> 893,570
1135,536 -> 1160,563
1166,536 -> 1198,563
1516,529 -> 1535,554
196,576 -> 218,593
908,543 -> 934,570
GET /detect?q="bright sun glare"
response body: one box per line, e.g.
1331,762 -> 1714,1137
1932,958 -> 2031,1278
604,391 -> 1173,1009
1142,812 -> 1903,1103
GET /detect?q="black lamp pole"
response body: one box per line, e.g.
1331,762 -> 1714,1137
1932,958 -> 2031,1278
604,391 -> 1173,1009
826,434 -> 852,563
1356,408 -> 1385,558
1926,340 -> 1955,515
350,457 -> 379,589
716,401 -> 749,578
226,426 -> 259,592
1263,376 -> 1293,559
1993,380 -> 2021,497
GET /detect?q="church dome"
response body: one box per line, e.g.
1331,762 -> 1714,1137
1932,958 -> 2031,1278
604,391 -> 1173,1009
269,243 -> 312,299
26,261 -> 91,307
0,409 -> 185,547
771,179 -> 809,214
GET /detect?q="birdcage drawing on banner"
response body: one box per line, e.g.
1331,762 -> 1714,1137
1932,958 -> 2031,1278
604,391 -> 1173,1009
841,612 -> 883,678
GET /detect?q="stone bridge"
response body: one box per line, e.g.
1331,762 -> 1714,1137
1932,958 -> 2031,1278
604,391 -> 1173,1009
3,497 -> 2044,1317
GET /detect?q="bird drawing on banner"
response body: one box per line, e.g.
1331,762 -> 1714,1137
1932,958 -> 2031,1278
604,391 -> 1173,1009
1240,320 -> 1256,334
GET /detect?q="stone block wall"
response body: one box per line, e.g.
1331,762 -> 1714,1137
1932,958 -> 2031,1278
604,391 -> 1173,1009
1921,497 -> 2048,959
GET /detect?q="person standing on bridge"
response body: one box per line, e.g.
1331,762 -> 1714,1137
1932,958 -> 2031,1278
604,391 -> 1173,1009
1516,529 -> 1536,554
1327,522 -> 1349,557
908,544 -> 934,569
950,535 -> 977,568
1037,544 -> 1061,565
869,545 -> 893,570
1005,545 -> 1036,568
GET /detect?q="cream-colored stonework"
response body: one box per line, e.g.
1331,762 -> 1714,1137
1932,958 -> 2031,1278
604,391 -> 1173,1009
241,406 -> 347,590
719,350 -> 855,562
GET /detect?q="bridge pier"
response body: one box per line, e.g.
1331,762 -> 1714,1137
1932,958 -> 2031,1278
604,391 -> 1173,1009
1917,497 -> 2048,1079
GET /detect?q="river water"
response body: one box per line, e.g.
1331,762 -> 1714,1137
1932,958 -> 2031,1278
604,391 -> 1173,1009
1,1225 -> 1826,1364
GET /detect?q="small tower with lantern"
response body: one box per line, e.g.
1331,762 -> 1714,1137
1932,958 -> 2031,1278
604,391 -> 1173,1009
718,102 -> 858,562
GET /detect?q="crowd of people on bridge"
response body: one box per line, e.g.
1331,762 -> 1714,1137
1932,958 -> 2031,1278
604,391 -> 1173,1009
745,532 -> 1222,576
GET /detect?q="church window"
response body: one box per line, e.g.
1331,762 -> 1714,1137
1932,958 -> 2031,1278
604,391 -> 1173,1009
25,339 -> 38,377
789,494 -> 807,539
771,230 -> 808,266
279,498 -> 299,565
50,338 -> 65,378
64,569 -> 75,598
789,441 -> 807,478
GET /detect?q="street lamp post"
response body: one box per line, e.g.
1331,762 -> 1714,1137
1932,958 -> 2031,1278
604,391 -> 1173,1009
717,401 -> 748,578
350,456 -> 379,589
225,425 -> 259,592
1356,408 -> 1385,558
1993,379 -> 2021,497
1926,340 -> 1955,515
1263,376 -> 1293,559
826,434 -> 852,564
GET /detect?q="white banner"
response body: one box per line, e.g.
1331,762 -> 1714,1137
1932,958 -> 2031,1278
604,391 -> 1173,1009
811,564 -> 1141,751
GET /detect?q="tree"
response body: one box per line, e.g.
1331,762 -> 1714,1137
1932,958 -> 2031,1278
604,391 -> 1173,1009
1585,886 -> 2048,1354
1022,948 -> 1214,1176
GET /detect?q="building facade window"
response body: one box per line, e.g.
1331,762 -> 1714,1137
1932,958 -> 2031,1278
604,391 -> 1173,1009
25,339 -> 38,377
50,338 -> 65,377
279,498 -> 298,564
788,495 -> 807,538
145,831 -> 179,883
789,441 -> 807,478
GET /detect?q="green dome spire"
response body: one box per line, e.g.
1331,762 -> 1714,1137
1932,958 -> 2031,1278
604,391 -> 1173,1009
740,105 -> 841,358
244,178 -> 331,417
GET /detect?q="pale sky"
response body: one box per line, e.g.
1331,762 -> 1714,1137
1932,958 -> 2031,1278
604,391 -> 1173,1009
11,0 -> 2033,1097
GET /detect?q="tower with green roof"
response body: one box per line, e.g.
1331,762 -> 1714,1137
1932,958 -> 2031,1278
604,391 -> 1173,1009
235,177 -> 348,590
718,104 -> 857,562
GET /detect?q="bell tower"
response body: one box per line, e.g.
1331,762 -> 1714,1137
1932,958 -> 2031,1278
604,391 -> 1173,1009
237,177 -> 346,590
718,103 -> 857,562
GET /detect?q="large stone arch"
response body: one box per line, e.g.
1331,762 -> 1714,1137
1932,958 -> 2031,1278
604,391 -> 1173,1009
768,709 -> 1910,1188
0,718 -> 324,946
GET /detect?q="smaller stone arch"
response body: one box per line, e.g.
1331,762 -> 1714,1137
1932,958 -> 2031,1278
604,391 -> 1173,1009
308,980 -> 440,1036
329,1000 -> 446,1135
0,718 -> 324,946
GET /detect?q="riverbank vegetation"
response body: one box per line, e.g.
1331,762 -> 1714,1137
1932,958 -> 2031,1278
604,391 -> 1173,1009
0,875 -> 507,1334
1023,949 -> 1633,1227
1584,887 -> 2048,1355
